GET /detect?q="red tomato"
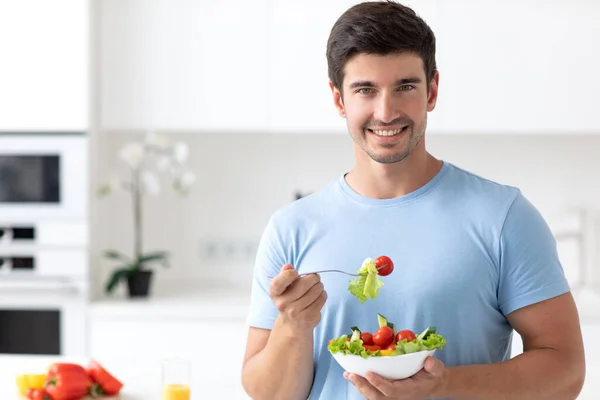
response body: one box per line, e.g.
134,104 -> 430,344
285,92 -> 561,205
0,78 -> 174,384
363,345 -> 380,352
396,329 -> 416,343
360,332 -> 374,346
372,326 -> 394,348
375,256 -> 394,276
27,389 -> 49,400
386,344 -> 396,350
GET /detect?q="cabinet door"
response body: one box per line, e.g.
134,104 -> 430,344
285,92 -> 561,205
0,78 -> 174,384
268,0 -> 442,134
99,0 -> 269,132
0,0 -> 88,131
435,0 -> 600,134
89,317 -> 250,397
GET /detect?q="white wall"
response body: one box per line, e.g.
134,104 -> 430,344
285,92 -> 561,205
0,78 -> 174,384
90,132 -> 600,299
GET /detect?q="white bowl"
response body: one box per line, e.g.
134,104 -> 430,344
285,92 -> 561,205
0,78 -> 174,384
331,349 -> 436,380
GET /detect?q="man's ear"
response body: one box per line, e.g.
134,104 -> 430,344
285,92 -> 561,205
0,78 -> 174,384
427,70 -> 439,112
330,81 -> 346,118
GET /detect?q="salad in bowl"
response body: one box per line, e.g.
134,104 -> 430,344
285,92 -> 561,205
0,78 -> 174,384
328,314 -> 447,380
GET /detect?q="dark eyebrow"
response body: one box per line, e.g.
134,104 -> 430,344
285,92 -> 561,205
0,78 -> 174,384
348,77 -> 423,89
348,80 -> 377,89
395,77 -> 422,85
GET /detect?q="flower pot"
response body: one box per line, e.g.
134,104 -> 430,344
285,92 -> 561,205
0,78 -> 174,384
126,270 -> 153,298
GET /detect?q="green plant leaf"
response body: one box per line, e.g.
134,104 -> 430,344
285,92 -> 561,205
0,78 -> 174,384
103,250 -> 132,263
105,267 -> 134,293
138,251 -> 170,267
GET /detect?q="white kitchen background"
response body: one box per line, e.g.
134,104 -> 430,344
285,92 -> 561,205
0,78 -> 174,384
1,0 -> 600,399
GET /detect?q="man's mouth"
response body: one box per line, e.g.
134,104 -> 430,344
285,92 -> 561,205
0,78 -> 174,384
367,126 -> 409,137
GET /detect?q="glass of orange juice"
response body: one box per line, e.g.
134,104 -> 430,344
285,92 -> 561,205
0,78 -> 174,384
162,358 -> 191,400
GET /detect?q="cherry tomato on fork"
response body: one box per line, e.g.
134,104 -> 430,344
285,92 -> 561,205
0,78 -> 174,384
375,256 -> 394,276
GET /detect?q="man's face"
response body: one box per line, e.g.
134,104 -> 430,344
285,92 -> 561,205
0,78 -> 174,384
331,52 -> 439,164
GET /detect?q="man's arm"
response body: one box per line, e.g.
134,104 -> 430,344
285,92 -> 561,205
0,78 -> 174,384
241,265 -> 327,400
439,291 -> 585,400
242,318 -> 315,400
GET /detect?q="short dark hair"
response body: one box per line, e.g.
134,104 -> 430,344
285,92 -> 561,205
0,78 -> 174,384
326,1 -> 437,91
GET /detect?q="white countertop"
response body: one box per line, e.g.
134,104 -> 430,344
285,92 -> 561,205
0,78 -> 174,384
1,355 -> 159,399
0,354 -> 250,400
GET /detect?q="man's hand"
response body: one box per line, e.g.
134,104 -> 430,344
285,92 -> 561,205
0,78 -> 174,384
344,356 -> 447,400
270,264 -> 327,330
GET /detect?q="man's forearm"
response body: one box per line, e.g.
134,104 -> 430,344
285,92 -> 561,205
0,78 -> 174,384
242,315 -> 314,400
437,348 -> 585,400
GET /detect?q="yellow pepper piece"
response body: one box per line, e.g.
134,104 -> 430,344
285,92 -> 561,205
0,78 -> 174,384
379,349 -> 394,356
15,375 -> 28,396
15,373 -> 47,395
28,374 -> 47,389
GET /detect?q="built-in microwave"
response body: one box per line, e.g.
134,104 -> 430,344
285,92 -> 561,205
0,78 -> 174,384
0,132 -> 89,357
0,133 -> 88,222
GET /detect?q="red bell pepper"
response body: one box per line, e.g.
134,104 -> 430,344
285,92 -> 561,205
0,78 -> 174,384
86,359 -> 123,396
44,363 -> 92,400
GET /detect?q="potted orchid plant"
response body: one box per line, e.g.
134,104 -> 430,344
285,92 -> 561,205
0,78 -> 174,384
97,131 -> 195,298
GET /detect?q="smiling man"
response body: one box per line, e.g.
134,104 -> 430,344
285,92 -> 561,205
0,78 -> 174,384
241,2 -> 586,400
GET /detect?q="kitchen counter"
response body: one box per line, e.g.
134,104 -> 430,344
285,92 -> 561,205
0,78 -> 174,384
2,353 -> 600,399
1,355 -> 163,399
0,354 -> 251,399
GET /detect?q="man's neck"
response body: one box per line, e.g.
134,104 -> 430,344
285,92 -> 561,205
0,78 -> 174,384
345,151 -> 443,200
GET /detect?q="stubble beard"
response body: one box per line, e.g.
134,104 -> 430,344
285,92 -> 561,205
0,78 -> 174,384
354,123 -> 426,165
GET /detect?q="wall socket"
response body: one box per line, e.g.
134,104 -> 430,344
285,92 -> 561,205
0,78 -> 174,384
198,238 -> 259,263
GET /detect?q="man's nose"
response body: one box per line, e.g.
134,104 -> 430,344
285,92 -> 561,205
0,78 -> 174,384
374,92 -> 399,124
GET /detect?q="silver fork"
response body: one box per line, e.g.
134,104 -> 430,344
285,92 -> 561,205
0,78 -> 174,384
267,265 -> 386,279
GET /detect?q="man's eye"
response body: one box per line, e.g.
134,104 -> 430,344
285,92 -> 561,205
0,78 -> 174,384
357,88 -> 373,94
398,85 -> 415,91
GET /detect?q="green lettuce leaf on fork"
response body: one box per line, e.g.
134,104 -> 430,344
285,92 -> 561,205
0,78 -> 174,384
348,258 -> 384,303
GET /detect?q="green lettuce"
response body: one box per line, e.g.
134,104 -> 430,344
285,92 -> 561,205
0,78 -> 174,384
348,258 -> 384,303
392,333 -> 447,355
327,335 -> 376,359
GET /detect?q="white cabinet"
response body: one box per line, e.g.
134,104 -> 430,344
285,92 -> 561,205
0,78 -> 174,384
268,0 -> 442,134
88,298 -> 252,399
99,0 -> 269,132
435,0 -> 600,134
0,0 -> 89,131
97,0 -> 600,134
267,0 -> 353,134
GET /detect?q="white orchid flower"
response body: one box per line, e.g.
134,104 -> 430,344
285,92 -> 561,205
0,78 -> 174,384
119,142 -> 145,169
173,142 -> 189,164
141,171 -> 161,196
144,131 -> 169,149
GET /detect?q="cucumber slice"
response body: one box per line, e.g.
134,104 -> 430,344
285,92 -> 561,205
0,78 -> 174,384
387,322 -> 396,335
377,313 -> 388,328
350,328 -> 361,342
417,326 -> 437,340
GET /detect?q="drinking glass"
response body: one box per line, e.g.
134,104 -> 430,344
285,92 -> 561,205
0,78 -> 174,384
161,358 -> 191,400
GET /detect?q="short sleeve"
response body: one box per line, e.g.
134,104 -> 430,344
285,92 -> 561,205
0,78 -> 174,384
497,191 -> 571,316
245,215 -> 286,330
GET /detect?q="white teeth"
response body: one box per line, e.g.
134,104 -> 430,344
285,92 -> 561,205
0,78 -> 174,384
372,128 -> 404,136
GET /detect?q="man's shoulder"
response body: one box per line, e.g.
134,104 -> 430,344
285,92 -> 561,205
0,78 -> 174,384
444,162 -> 522,207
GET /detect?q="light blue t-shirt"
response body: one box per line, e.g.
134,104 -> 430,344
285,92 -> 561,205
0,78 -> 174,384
246,161 -> 570,400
